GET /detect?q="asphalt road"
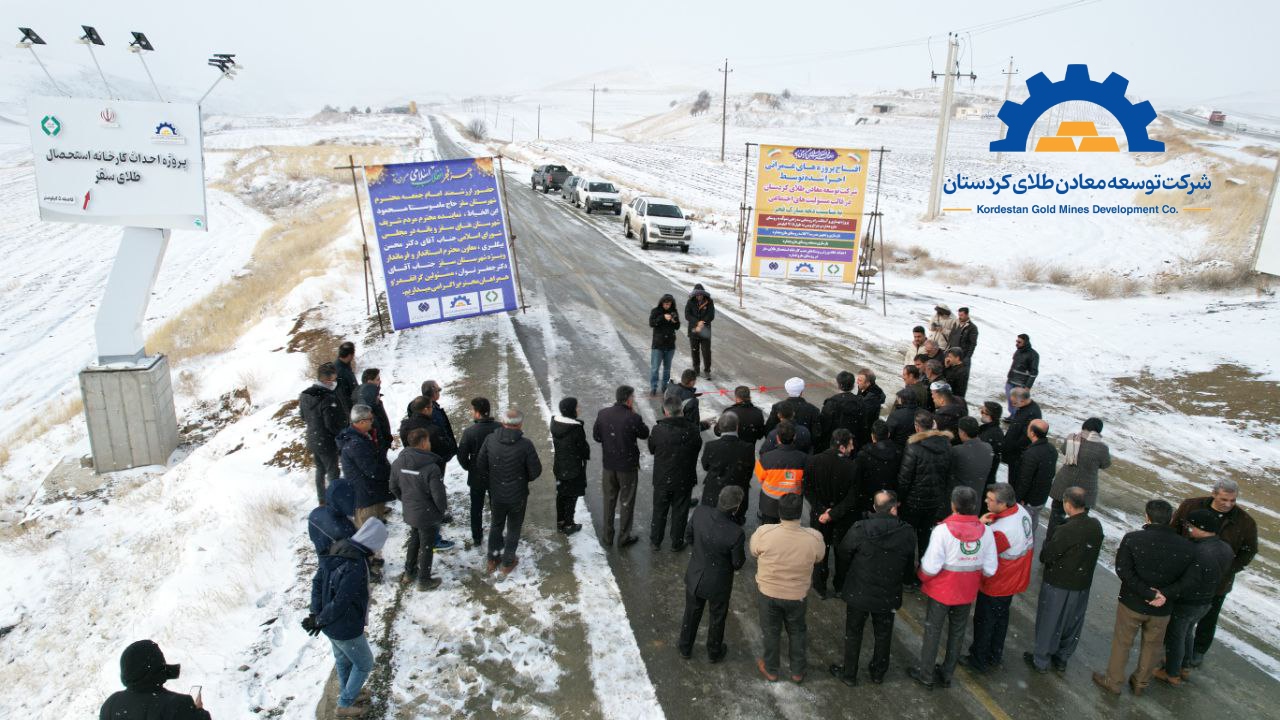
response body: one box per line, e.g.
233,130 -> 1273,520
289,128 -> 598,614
429,117 -> 1279,719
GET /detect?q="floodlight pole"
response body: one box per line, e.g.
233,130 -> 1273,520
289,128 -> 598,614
134,49 -> 165,102
23,44 -> 68,96
198,72 -> 229,106
81,41 -> 116,99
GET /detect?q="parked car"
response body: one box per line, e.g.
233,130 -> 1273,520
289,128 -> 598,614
574,179 -> 622,215
531,164 -> 570,193
562,176 -> 583,205
622,197 -> 692,252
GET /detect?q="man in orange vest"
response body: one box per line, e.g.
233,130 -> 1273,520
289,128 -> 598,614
961,483 -> 1033,674
754,421 -> 807,524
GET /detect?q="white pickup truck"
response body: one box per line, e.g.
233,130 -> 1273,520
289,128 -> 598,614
622,196 -> 692,252
573,179 -> 622,215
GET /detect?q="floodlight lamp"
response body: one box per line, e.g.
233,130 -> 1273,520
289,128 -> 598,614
80,25 -> 105,46
129,31 -> 154,51
18,27 -> 45,45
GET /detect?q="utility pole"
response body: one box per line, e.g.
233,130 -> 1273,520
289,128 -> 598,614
925,34 -> 974,221
537,104 -> 541,140
511,116 -> 515,142
591,84 -> 597,142
996,56 -> 1018,162
494,99 -> 501,128
719,58 -> 733,162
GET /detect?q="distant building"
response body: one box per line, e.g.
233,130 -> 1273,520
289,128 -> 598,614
954,105 -> 981,119
872,104 -> 894,114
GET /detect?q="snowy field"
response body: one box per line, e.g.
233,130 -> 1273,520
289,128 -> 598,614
0,74 -> 1276,719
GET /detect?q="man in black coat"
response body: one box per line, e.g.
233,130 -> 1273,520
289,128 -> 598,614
764,377 -> 822,441
898,411 -> 953,564
953,308 -> 979,363
830,490 -> 917,686
477,409 -> 542,574
1005,333 -> 1040,415
943,349 -> 970,400
1155,509 -> 1235,686
299,362 -> 346,504
414,380 -> 458,469
700,411 -> 755,524
664,368 -> 711,428
806,428 -> 862,597
339,406 -> 394,559
950,417 -> 993,499
100,640 -> 211,720
390,428 -> 448,590
456,397 -> 499,546
716,386 -> 766,446
1094,499 -> 1195,696
855,420 -> 902,516
353,368 -> 392,458
594,385 -> 651,548
1013,419 -> 1057,539
1026,486 -> 1103,673
400,397 -> 453,477
977,402 -> 1004,488
551,397 -> 591,534
678,486 -> 747,662
649,396 -> 705,550
886,388 -> 919,449
818,371 -> 866,452
335,341 -> 358,423
759,403 -> 813,455
649,294 -> 681,395
684,283 -> 716,378
931,383 -> 967,443
1001,388 -> 1042,479
855,369 -> 886,448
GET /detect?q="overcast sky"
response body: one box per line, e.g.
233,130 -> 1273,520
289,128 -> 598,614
5,0 -> 1276,112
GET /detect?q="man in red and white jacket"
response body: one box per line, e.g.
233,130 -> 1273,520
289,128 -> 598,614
909,486 -> 998,689
962,483 -> 1033,673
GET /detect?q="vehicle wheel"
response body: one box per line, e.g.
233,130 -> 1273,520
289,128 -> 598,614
614,208 -> 621,216
641,238 -> 649,250
532,181 -> 537,189
542,185 -> 549,194
680,244 -> 689,253
624,220 -> 633,238
584,204 -> 591,214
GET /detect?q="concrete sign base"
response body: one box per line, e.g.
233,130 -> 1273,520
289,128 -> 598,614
79,355 -> 179,473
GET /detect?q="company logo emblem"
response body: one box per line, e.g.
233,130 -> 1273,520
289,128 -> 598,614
193,218 -> 205,229
990,65 -> 1163,153
1022,516 -> 1033,537
960,540 -> 981,556
99,108 -> 118,127
40,115 -> 61,136
827,264 -> 840,274
449,295 -> 471,309
406,298 -> 441,324
418,302 -> 431,312
768,262 -> 780,271
794,262 -> 816,274
152,121 -> 186,144
484,290 -> 499,303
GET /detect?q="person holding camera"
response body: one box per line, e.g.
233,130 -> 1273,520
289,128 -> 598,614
100,640 -> 211,719
649,294 -> 681,396
685,283 -> 716,380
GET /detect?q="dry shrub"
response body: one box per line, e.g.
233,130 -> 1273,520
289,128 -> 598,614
1079,272 -> 1144,299
1016,260 -> 1046,283
1046,265 -> 1074,285
146,199 -> 354,363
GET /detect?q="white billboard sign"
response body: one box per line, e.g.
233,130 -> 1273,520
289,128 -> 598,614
1255,160 -> 1280,277
27,96 -> 207,231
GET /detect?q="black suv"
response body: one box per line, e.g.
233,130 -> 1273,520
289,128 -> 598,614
531,164 -> 570,193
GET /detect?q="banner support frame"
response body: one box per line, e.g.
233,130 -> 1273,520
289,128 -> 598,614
495,154 -> 530,314
334,154 -> 387,337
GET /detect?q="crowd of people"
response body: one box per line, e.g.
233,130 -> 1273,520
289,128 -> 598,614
99,292 -> 1261,718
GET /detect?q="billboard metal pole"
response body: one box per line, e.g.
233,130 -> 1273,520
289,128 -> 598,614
335,154 -> 387,336
496,155 -> 529,312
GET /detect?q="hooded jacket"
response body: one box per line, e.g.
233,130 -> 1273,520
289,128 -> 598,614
593,402 -> 651,471
898,429 -> 954,518
929,311 -> 957,349
1007,342 -> 1040,388
648,415 -> 703,492
100,642 -> 210,720
310,538 -> 372,641
299,383 -> 345,454
335,356 -> 357,420
337,426 -> 393,509
308,478 -> 357,555
477,426 -> 542,505
684,286 -> 716,336
389,447 -> 448,528
919,513 -> 998,606
838,513 -> 917,611
649,295 -> 681,349
550,414 -> 591,496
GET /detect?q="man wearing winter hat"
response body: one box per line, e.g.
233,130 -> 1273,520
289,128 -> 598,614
764,377 -> 822,443
684,283 -> 716,379
929,304 -> 957,350
1154,508 -> 1235,686
100,640 -> 210,719
304,517 -> 389,717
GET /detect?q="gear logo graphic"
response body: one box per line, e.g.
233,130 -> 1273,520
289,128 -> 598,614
990,64 -> 1164,153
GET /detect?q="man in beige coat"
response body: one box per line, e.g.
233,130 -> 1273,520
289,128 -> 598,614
751,493 -> 826,683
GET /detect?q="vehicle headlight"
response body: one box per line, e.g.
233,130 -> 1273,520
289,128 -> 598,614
649,226 -> 662,236
684,227 -> 692,237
